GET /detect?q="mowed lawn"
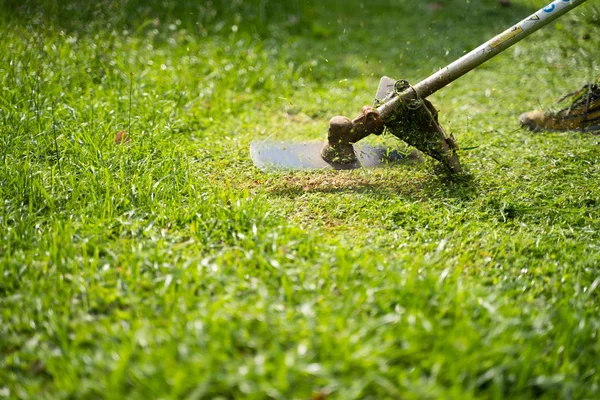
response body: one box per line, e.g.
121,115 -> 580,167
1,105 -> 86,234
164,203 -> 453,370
1,0 -> 599,398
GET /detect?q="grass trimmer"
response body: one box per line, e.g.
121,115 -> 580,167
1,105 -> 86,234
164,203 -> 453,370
251,0 -> 588,172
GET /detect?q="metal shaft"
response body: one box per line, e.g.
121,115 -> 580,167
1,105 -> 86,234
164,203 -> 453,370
378,0 -> 588,119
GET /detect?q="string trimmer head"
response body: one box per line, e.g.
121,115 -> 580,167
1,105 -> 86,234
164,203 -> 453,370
321,77 -> 462,173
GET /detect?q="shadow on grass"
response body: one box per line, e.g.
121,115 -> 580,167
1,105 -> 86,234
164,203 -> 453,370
263,167 -> 479,202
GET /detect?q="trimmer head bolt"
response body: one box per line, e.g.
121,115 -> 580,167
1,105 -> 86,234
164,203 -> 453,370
328,116 -> 353,140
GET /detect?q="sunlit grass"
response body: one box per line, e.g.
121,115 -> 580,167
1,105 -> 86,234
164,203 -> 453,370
1,0 -> 599,398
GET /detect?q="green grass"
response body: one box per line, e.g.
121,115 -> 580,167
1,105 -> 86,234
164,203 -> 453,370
1,0 -> 599,398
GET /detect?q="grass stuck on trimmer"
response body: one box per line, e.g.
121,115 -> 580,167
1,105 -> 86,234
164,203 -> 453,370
251,0 -> 588,173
